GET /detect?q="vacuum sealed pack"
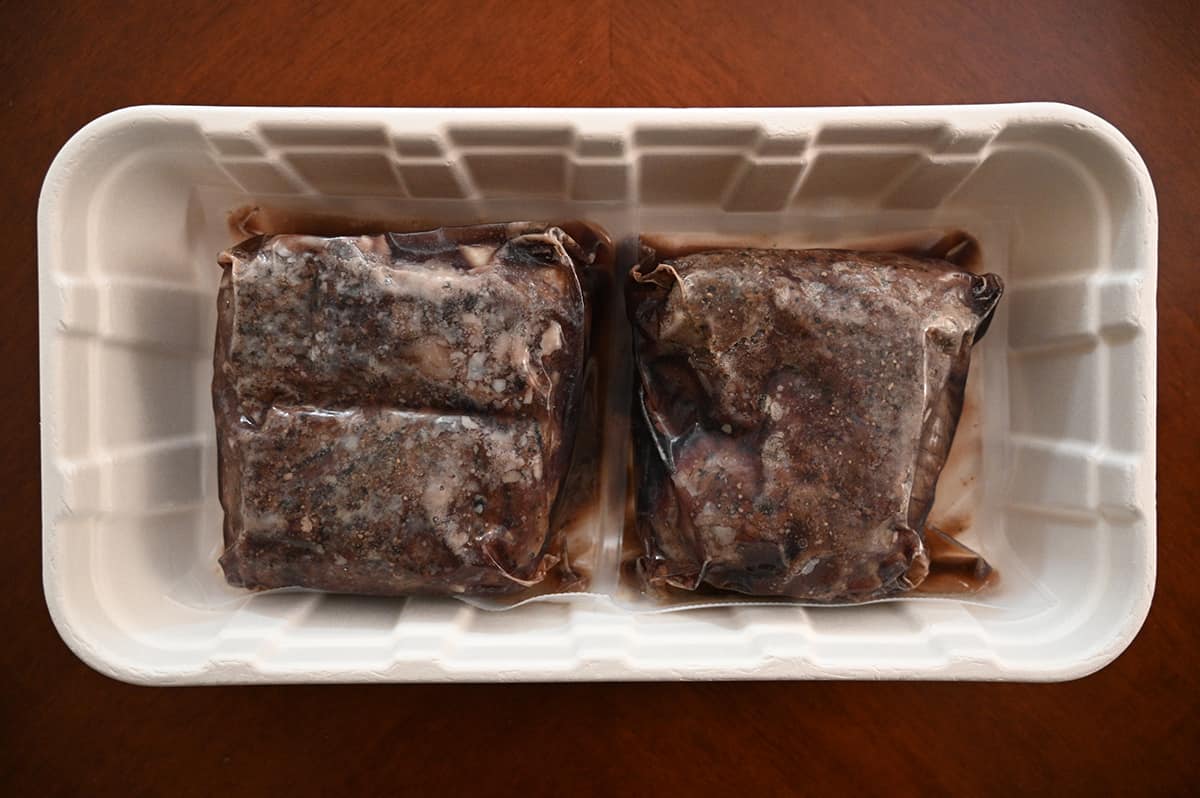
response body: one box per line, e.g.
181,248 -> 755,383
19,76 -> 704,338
213,223 -> 611,598
625,241 -> 1004,604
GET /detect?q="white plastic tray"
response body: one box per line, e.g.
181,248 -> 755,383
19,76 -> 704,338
39,104 -> 1156,683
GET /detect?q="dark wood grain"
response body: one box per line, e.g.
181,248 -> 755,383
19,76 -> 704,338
1,0 -> 1196,795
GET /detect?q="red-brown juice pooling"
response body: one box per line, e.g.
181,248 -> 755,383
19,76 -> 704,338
626,233 -> 1002,604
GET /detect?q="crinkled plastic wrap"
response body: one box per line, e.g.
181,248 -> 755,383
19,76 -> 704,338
214,223 -> 610,597
626,246 -> 1003,604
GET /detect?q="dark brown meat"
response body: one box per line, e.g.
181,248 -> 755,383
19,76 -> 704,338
628,247 -> 1002,603
215,223 -> 606,596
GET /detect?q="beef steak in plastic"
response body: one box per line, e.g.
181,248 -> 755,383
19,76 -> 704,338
627,247 -> 1002,603
215,223 -> 605,596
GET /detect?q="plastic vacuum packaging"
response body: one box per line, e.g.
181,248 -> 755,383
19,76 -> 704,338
626,244 -> 1004,604
214,222 -> 611,597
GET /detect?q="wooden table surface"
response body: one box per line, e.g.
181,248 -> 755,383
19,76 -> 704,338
2,1 -> 1196,794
